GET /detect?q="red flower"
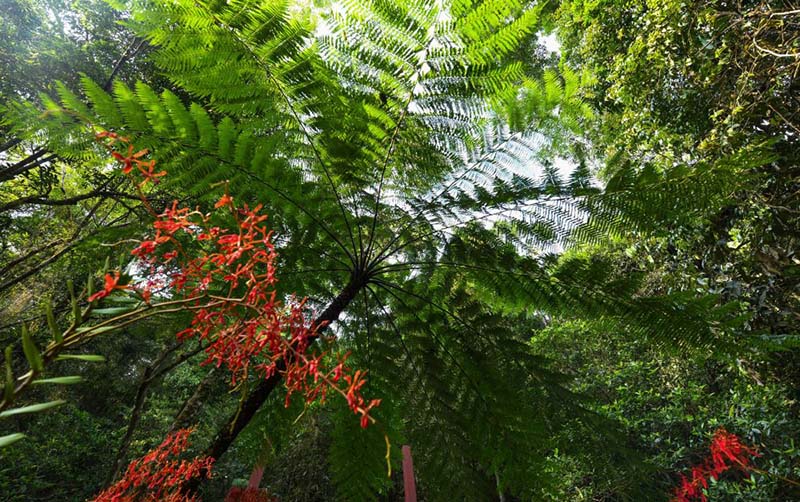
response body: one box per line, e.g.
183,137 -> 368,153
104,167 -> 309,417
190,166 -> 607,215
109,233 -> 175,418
113,150 -> 133,174
215,193 -> 234,209
670,429 -> 759,502
137,159 -> 167,186
88,272 -> 129,302
709,429 -> 758,470
132,240 -> 158,257
107,140 -> 165,186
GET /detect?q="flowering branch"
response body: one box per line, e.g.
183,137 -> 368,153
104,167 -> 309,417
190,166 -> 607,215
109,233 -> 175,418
94,131 -> 380,428
670,428 -> 760,502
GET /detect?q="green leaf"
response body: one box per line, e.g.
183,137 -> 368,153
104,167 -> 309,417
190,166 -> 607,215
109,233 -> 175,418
46,298 -> 62,344
0,400 -> 66,418
80,74 -> 121,127
54,81 -> 90,117
74,325 -> 118,335
67,279 -> 80,322
91,307 -> 135,316
0,433 -> 26,448
21,324 -> 44,373
32,376 -> 84,385
55,354 -> 105,362
86,274 -> 94,300
105,296 -> 141,305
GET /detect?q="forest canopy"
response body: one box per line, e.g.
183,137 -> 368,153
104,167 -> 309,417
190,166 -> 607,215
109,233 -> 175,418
0,0 -> 798,500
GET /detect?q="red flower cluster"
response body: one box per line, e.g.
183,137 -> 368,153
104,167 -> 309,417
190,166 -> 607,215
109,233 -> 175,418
92,428 -> 213,502
96,131 -> 380,428
671,428 -> 760,502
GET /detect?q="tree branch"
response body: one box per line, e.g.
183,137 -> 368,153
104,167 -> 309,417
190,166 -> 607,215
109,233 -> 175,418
0,150 -> 54,183
0,189 -> 140,214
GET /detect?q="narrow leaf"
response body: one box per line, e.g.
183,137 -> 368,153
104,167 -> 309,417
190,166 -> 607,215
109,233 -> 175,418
32,376 -> 84,385
67,279 -> 80,323
87,274 -> 94,299
0,433 -> 26,448
46,298 -> 62,344
74,325 -> 118,335
0,399 -> 66,418
91,307 -> 135,316
55,354 -> 105,362
21,324 -> 44,373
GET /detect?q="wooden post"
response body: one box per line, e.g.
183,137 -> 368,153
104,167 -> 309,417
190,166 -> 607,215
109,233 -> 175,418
247,465 -> 264,489
402,445 -> 417,502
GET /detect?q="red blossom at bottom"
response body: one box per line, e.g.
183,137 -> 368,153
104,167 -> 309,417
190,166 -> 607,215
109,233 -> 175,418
91,428 -> 213,502
670,428 -> 759,502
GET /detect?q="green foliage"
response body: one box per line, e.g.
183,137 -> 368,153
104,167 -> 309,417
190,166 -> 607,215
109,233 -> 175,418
533,318 -> 800,501
0,402 -> 118,501
0,0 -> 147,103
329,405 -> 396,501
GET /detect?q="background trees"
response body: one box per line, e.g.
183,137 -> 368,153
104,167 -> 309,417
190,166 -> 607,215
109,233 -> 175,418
538,0 -> 800,499
1,0 -> 798,500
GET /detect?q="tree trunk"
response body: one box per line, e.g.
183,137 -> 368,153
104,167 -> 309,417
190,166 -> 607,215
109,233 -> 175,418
107,342 -> 180,484
170,368 -> 218,433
